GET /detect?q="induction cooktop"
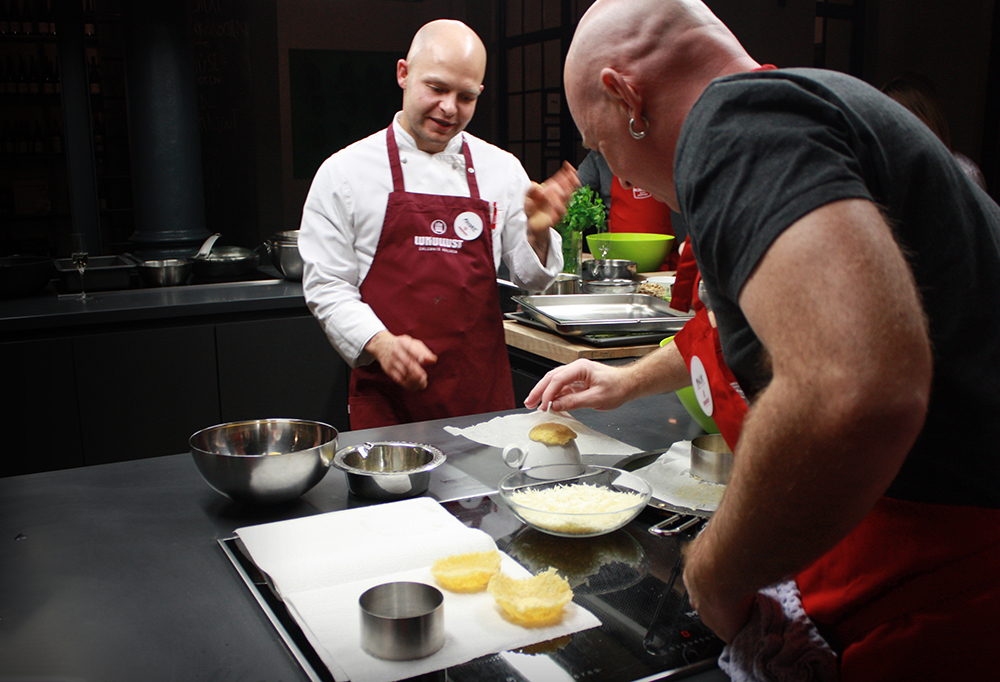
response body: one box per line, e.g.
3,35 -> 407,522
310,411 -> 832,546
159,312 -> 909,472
220,495 -> 723,682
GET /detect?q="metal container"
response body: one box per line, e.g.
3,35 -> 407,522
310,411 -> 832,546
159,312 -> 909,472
690,434 -> 733,484
581,258 -> 638,282
541,272 -> 581,295
189,419 -> 337,505
137,258 -> 193,287
334,441 -> 445,501
54,255 -> 135,293
264,234 -> 303,281
582,278 -> 639,294
359,582 -> 444,660
514,293 -> 693,335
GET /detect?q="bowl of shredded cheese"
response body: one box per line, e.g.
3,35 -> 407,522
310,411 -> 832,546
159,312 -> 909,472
498,464 -> 652,538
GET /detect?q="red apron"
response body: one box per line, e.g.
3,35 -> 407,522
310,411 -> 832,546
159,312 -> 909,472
672,304 -> 748,450
796,497 -> 1000,681
610,175 -> 677,270
670,235 -> 698,313
348,127 -> 515,429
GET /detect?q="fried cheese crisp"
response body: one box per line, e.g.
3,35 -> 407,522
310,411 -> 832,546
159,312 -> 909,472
431,550 -> 502,593
487,567 -> 573,627
529,422 -> 577,446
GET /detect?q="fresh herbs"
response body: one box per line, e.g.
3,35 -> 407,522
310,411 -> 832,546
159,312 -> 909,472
556,186 -> 606,274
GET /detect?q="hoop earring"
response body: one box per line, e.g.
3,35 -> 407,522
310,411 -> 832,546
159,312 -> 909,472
629,117 -> 649,140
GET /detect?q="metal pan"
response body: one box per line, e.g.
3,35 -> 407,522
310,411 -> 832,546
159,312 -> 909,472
514,293 -> 693,335
617,449 -> 711,536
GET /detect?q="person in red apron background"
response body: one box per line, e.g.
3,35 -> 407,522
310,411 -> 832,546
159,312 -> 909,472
299,19 -> 577,430
529,1 -> 1000,678
579,149 -> 679,270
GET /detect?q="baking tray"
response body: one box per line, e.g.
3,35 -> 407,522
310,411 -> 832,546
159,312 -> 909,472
54,255 -> 136,293
513,294 -> 693,335
506,312 -> 673,347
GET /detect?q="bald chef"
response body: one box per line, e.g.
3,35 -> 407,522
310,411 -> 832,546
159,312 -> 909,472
299,19 -> 577,430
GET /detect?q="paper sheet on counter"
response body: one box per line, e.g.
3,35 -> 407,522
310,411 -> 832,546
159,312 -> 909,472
236,498 -> 601,682
630,440 -> 726,514
445,409 -> 640,457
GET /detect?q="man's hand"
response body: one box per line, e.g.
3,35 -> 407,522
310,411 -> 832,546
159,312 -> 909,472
524,161 -> 580,262
365,331 -> 438,391
524,358 -> 631,412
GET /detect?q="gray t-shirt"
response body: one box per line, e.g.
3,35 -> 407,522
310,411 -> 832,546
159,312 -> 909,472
675,67 -> 1000,508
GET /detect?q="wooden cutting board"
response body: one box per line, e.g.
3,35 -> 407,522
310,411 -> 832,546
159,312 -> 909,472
504,320 -> 661,364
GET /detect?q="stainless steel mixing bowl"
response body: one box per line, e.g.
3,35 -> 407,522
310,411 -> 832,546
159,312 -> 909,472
333,441 -> 445,501
581,258 -> 638,281
189,418 -> 337,504
265,233 -> 303,281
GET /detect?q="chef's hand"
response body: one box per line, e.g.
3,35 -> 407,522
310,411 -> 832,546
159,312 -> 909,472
524,161 -> 579,260
681,531 -> 756,643
524,359 -> 630,412
365,331 -> 438,391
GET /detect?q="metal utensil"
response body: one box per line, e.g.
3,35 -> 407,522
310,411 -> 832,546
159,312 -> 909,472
333,441 -> 446,500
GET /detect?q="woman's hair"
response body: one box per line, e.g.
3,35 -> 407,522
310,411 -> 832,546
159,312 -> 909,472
881,72 -> 952,149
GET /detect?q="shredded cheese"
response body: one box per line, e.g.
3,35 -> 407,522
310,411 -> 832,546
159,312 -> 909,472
508,483 -> 644,534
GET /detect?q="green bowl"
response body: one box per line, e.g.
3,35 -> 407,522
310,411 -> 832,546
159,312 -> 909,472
660,336 -> 720,434
586,233 -> 675,273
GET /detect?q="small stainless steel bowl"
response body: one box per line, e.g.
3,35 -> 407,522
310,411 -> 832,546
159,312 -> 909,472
582,278 -> 639,294
360,582 -> 444,660
581,259 -> 638,282
189,418 -> 337,505
690,434 -> 733,484
138,258 -> 193,287
334,441 -> 445,501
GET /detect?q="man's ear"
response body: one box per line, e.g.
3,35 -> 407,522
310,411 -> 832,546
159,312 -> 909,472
396,59 -> 409,89
599,67 -> 643,120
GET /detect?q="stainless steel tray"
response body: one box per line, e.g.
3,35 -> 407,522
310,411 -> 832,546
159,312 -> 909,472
513,294 -> 694,335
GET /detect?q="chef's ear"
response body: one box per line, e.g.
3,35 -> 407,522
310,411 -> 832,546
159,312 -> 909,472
599,67 -> 643,124
397,59 -> 410,89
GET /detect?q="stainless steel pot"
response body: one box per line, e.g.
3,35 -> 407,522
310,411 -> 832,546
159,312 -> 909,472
264,232 -> 303,280
136,258 -> 193,287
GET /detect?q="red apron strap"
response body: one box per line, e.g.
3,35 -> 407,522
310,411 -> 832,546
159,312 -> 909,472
386,126 -> 405,192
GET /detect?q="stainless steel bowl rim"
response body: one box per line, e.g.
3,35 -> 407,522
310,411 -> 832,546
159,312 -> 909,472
140,259 -> 192,267
333,441 -> 446,474
189,418 -> 338,457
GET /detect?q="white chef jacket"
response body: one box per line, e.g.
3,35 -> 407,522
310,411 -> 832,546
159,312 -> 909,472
299,114 -> 563,368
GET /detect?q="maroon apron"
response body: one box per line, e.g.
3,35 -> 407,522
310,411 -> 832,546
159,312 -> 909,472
348,127 -> 515,429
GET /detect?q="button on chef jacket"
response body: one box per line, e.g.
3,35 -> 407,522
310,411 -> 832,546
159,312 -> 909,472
299,113 -> 564,369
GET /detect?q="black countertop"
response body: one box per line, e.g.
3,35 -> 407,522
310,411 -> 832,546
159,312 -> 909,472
0,266 -> 306,335
0,402 -> 725,682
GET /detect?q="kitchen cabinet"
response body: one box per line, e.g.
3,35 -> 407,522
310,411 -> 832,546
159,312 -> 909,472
1,306 -> 350,477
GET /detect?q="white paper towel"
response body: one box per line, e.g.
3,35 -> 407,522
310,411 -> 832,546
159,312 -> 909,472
629,440 -> 726,513
445,409 -> 639,457
236,498 -> 601,682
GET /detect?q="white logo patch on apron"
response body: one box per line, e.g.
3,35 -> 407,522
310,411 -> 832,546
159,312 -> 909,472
454,211 -> 483,241
690,355 -> 714,417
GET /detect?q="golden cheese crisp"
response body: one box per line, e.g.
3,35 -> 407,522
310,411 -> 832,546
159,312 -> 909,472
431,550 -> 501,593
487,567 -> 573,627
529,422 -> 577,446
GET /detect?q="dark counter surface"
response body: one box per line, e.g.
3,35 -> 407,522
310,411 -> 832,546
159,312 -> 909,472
0,399 -> 725,682
0,266 -> 305,335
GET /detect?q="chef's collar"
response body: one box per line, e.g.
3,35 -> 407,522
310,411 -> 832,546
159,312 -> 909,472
392,112 -> 465,156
